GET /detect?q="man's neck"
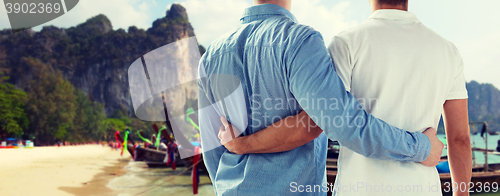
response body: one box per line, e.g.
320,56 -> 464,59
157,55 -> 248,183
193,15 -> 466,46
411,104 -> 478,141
254,0 -> 291,11
372,4 -> 408,12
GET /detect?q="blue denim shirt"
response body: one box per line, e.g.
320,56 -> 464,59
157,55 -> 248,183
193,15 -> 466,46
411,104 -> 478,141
198,4 -> 431,196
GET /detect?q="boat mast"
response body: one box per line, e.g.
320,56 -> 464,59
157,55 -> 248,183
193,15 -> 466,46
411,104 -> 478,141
161,93 -> 195,150
483,122 -> 488,172
471,121 -> 490,172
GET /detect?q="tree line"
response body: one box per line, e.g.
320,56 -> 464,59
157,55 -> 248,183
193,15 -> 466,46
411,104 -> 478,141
0,57 -> 153,145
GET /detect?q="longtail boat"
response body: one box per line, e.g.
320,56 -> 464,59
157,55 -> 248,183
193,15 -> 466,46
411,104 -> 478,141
133,124 -> 207,173
133,126 -> 184,168
127,43 -> 208,194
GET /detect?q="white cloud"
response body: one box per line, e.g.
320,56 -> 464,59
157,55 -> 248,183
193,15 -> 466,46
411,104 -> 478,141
180,0 -> 251,47
292,0 -> 358,45
410,0 -> 500,88
138,2 -> 150,12
181,0 -> 358,47
456,30 -> 500,88
52,0 -> 152,30
0,3 -> 11,30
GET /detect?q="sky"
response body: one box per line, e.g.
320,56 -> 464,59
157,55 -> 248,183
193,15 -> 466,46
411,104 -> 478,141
1,0 -> 499,88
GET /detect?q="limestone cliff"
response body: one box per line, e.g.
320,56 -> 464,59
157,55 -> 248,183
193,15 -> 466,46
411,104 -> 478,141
0,4 -> 203,116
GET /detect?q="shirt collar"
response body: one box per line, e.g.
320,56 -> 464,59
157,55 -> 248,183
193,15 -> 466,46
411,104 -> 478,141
240,4 -> 298,24
368,9 -> 420,23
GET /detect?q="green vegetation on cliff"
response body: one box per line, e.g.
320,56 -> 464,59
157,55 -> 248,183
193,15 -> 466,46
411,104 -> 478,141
0,4 -> 201,144
0,72 -> 28,138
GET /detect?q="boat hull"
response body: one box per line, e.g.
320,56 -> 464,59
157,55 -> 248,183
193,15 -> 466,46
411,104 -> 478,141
133,146 -> 207,173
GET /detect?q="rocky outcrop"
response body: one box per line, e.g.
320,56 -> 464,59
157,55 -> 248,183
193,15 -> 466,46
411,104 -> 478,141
438,81 -> 500,134
466,81 -> 500,132
0,4 -> 201,116
167,4 -> 189,21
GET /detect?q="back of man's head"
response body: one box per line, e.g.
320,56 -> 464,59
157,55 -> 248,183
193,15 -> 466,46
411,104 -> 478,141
255,0 -> 287,3
254,0 -> 291,10
370,0 -> 408,11
376,0 -> 408,6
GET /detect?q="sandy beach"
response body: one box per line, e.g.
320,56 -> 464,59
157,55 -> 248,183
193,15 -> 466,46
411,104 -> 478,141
0,145 -> 129,196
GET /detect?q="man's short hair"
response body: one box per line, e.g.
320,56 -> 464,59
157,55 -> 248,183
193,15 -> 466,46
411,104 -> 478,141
377,0 -> 407,6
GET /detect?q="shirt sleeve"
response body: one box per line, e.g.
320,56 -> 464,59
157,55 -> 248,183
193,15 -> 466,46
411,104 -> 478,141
286,32 -> 431,162
328,36 -> 353,91
447,50 -> 468,100
198,58 -> 225,195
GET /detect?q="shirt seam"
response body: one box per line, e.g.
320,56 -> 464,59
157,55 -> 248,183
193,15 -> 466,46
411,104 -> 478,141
332,36 -> 354,91
206,44 -> 285,61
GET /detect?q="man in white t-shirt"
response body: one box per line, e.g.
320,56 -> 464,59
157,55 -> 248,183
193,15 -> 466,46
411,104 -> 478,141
217,0 -> 471,195
326,0 -> 471,195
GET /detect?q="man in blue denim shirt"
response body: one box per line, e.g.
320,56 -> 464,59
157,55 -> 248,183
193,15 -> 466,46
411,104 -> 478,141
198,1 -> 443,195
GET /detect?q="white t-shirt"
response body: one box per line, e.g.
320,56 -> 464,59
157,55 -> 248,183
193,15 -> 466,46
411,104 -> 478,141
328,9 -> 468,196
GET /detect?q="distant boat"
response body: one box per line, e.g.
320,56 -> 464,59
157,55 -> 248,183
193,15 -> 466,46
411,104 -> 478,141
497,139 -> 500,153
489,131 -> 499,135
327,140 -> 340,159
134,146 -> 185,167
123,124 -> 207,176
114,127 -> 189,168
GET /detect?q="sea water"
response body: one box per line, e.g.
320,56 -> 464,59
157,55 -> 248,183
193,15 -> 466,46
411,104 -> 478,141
438,134 -> 500,164
107,161 -> 215,196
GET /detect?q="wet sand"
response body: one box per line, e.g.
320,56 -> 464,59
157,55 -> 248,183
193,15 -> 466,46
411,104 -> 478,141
0,145 -> 216,196
0,145 -> 127,196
